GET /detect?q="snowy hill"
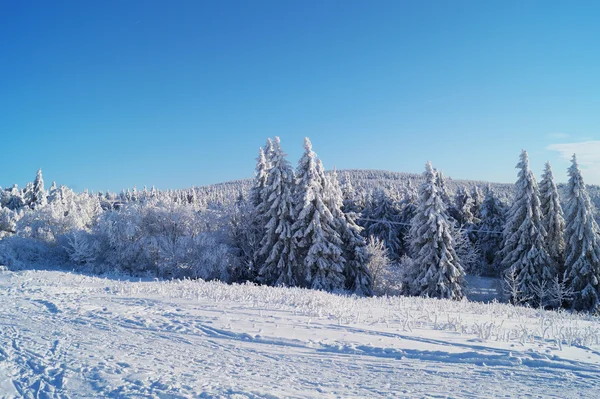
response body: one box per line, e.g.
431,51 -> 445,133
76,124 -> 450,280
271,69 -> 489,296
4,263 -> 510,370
1,269 -> 598,398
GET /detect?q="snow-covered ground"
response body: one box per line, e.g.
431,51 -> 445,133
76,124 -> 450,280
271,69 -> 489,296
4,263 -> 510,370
0,269 -> 599,398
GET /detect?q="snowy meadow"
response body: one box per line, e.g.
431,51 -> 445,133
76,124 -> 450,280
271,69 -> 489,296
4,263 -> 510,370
0,269 -> 598,398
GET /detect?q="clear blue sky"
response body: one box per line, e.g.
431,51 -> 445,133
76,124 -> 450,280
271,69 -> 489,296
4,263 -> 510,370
2,0 -> 600,192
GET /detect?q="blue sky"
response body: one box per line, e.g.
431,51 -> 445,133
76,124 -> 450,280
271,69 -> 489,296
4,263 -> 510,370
1,0 -> 599,192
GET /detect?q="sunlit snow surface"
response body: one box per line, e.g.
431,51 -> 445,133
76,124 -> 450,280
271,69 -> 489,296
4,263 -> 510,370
0,269 -> 599,398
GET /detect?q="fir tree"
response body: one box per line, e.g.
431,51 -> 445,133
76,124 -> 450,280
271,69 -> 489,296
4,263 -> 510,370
539,162 -> 565,274
477,186 -> 506,275
408,162 -> 465,300
470,186 -> 484,221
326,169 -> 372,295
292,138 -> 345,290
397,180 -> 418,257
362,188 -> 402,260
563,155 -> 600,312
242,146 -> 271,280
435,169 -> 452,207
31,169 -> 46,208
258,137 -> 298,287
500,150 -> 554,305
451,186 -> 477,226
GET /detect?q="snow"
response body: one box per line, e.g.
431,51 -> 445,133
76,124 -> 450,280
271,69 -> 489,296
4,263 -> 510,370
1,269 -> 599,398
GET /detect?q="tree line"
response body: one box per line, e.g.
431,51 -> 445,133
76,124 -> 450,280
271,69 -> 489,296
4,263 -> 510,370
1,140 -> 599,312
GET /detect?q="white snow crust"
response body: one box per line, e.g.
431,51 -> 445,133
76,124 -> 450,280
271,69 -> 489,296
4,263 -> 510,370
0,269 -> 599,398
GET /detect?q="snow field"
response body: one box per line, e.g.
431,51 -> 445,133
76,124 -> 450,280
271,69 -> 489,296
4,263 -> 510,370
0,269 -> 599,398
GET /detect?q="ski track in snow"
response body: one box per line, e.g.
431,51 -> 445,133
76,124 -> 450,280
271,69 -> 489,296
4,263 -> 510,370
0,270 -> 599,398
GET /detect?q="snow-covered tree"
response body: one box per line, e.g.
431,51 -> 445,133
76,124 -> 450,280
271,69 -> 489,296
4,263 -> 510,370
500,150 -> 554,306
326,169 -> 372,295
292,139 -> 345,291
258,137 -> 298,286
362,188 -> 402,260
470,186 -> 484,221
408,162 -> 465,300
4,185 -> 25,210
31,169 -> 46,209
539,162 -> 565,273
435,169 -> 452,207
242,146 -> 272,279
563,155 -> 600,312
450,186 -> 477,226
250,147 -> 269,208
476,186 -> 506,275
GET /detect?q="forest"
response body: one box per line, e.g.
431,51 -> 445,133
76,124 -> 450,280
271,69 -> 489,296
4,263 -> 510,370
2,137 -> 600,313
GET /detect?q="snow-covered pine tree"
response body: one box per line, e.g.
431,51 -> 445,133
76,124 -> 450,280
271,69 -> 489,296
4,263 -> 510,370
326,168 -> 372,295
263,137 -> 275,167
500,150 -> 554,306
563,154 -> 600,312
258,137 -> 298,287
362,188 -> 402,260
340,176 -> 360,213
245,146 -> 272,278
22,182 -> 35,209
250,147 -> 269,209
450,186 -> 476,226
408,161 -> 465,300
5,185 -> 25,210
470,186 -> 484,221
435,169 -> 452,207
476,186 -> 506,275
31,169 -> 46,209
292,138 -> 345,291
539,162 -> 565,274
397,180 -> 418,257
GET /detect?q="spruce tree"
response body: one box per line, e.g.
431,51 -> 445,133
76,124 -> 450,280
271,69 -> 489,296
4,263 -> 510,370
245,146 -> 271,279
32,169 -> 46,208
500,150 -> 553,305
326,169 -> 372,295
477,186 -> 506,275
362,188 -> 402,260
409,162 -> 465,300
563,155 -> 600,312
470,186 -> 484,221
451,186 -> 476,226
258,137 -> 298,286
539,162 -> 565,274
435,169 -> 452,207
292,138 -> 345,291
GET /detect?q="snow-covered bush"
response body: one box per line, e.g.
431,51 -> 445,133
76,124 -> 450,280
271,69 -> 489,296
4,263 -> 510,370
366,237 -> 404,296
0,207 -> 18,238
72,199 -> 234,280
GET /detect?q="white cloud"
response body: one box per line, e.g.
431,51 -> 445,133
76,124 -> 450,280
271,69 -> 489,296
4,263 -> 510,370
547,140 -> 600,185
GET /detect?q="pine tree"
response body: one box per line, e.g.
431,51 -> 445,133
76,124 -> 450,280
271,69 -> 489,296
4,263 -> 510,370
539,162 -> 565,274
451,186 -> 477,226
408,162 -> 465,300
397,180 -> 418,257
326,169 -> 372,295
292,138 -> 345,291
563,155 -> 600,312
263,138 -> 275,167
258,137 -> 298,286
477,186 -> 506,275
242,146 -> 271,280
362,188 -> 402,260
500,150 -> 554,305
31,169 -> 46,208
470,186 -> 484,221
435,169 -> 452,207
